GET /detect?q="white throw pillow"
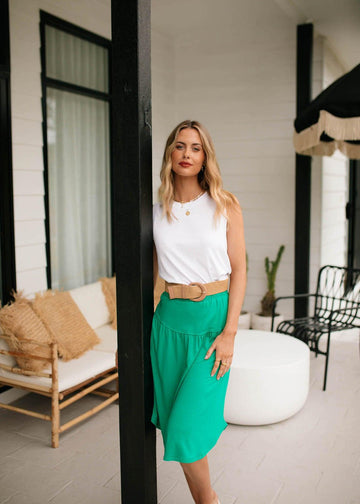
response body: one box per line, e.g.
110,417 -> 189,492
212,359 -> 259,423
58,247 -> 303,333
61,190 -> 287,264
69,281 -> 111,330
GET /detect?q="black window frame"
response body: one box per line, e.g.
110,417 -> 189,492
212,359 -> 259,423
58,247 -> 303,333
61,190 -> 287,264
0,0 -> 16,307
39,10 -> 114,288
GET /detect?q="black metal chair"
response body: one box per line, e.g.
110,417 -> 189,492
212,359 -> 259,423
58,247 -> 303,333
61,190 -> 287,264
271,265 -> 360,391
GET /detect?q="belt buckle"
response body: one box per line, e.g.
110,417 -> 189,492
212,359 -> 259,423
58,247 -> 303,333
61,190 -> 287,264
189,282 -> 206,302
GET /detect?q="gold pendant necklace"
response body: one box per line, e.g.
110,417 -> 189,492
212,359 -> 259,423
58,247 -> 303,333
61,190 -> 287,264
175,190 -> 204,216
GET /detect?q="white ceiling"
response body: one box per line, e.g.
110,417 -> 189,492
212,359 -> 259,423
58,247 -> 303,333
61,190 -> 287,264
152,0 -> 360,71
278,0 -> 360,70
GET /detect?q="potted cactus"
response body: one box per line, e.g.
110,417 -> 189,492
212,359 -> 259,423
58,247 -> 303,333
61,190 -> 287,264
252,245 -> 285,331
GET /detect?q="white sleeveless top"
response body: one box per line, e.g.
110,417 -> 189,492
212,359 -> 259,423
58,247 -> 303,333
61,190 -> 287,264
153,192 -> 231,284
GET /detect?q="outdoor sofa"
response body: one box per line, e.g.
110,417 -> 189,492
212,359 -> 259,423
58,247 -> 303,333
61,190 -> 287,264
0,277 -> 119,448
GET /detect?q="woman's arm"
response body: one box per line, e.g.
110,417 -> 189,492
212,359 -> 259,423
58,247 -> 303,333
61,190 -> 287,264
224,201 -> 247,334
205,200 -> 246,379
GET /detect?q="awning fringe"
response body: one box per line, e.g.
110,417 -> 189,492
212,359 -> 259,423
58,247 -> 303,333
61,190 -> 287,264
293,110 -> 360,158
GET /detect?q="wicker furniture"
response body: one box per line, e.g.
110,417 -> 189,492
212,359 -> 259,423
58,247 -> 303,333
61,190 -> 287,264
224,330 -> 309,425
272,265 -> 360,391
0,281 -> 118,448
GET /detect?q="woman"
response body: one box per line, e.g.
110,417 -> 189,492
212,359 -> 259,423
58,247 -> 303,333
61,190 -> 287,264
151,120 -> 246,504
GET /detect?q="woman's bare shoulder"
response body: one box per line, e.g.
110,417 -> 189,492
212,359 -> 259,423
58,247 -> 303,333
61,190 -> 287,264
224,191 -> 242,215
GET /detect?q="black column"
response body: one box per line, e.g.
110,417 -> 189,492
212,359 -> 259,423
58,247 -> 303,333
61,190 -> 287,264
295,23 -> 313,317
347,160 -> 360,270
111,1 -> 156,503
0,0 -> 16,306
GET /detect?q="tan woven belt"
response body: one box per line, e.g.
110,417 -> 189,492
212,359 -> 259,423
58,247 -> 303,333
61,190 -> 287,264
165,279 -> 229,302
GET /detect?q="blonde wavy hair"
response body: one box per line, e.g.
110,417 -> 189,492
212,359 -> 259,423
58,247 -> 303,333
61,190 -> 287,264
158,119 -> 238,221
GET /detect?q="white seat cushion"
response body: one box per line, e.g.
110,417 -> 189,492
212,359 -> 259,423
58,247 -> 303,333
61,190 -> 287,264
69,281 -> 111,329
0,350 -> 116,393
94,324 -> 117,353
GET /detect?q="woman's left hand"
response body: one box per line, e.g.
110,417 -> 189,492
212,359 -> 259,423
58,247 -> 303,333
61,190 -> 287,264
204,329 -> 236,380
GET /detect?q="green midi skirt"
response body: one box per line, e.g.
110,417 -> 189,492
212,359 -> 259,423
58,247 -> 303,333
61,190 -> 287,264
150,290 -> 230,463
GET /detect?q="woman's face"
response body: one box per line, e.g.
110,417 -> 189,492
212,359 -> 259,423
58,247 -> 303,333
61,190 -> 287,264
171,128 -> 205,179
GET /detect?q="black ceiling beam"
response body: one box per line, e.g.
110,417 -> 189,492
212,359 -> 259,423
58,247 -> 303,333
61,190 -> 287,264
111,0 -> 156,503
295,23 -> 313,317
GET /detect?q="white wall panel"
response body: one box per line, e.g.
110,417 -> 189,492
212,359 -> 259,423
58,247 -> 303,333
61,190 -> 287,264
14,196 -> 45,221
12,93 -> 42,121
15,221 -> 46,246
172,15 -> 297,315
16,244 -> 47,272
13,170 -> 44,196
16,269 -> 48,297
12,118 -> 43,146
12,145 -> 43,171
151,29 -> 175,201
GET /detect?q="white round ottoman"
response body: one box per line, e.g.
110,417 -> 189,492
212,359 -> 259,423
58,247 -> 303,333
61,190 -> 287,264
224,329 -> 310,425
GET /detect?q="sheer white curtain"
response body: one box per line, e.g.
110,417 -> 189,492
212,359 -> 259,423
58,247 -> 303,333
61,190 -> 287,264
45,26 -> 111,290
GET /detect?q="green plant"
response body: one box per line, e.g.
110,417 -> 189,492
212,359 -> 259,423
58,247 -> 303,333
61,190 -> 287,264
260,245 -> 285,316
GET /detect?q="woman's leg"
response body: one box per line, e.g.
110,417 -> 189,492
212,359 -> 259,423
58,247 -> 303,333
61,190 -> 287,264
180,456 -> 218,504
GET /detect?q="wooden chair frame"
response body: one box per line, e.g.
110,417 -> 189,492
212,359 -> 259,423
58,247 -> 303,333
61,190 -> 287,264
0,334 -> 119,447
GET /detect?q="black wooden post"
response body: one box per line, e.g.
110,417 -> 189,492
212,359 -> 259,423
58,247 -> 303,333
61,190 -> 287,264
295,23 -> 313,318
347,160 -> 360,270
111,1 -> 157,503
0,0 -> 16,306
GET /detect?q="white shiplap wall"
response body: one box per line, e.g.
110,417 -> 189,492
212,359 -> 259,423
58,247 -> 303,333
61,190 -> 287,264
172,21 -> 297,316
151,29 -> 175,203
10,0 -> 111,297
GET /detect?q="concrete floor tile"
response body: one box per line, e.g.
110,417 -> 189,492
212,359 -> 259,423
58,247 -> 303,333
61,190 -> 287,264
315,462 -> 360,502
0,489 -> 44,504
214,467 -> 284,504
0,431 -> 32,457
54,448 -> 120,487
6,437 -> 77,468
0,456 -> 28,484
218,495 -> 237,504
157,459 -> 183,480
103,471 -> 121,492
1,461 -> 73,502
274,480 -> 324,504
156,428 -> 165,465
160,480 -> 193,504
0,484 -> 23,504
157,474 -> 178,502
50,479 -> 121,504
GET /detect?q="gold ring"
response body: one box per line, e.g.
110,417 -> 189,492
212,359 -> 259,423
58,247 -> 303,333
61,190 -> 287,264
220,362 -> 228,366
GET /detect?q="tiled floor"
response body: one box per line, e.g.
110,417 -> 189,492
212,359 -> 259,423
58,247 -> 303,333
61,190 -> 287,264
0,330 -> 359,504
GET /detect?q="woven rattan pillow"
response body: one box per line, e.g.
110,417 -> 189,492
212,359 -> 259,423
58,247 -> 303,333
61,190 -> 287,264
100,276 -> 117,330
0,292 -> 52,372
32,290 -> 100,361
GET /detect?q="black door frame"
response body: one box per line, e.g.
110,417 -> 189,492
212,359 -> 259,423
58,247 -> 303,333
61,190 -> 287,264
295,23 -> 313,317
0,0 -> 16,307
347,160 -> 360,269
